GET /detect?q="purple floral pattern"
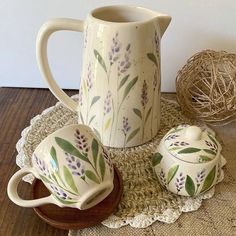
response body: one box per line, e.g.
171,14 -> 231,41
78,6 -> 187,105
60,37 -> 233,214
159,169 -> 167,187
122,116 -> 131,147
91,30 -> 161,147
33,154 -> 50,176
205,140 -> 217,153
74,128 -> 89,156
50,184 -> 72,201
118,44 -> 131,76
103,90 -> 112,115
109,32 -> 121,66
86,63 -> 93,91
175,172 -> 186,193
195,169 -> 206,187
65,153 -> 85,177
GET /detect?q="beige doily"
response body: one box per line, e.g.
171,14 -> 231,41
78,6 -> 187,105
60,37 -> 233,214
16,95 -> 226,230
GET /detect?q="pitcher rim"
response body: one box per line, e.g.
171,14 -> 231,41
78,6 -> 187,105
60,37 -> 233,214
89,5 -> 164,25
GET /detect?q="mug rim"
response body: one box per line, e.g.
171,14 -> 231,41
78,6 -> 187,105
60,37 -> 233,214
33,123 -> 93,154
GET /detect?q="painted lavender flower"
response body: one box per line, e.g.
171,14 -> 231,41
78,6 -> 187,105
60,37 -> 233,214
141,80 -> 148,107
122,116 -> 131,147
159,169 -> 167,187
50,183 -> 72,200
154,30 -> 159,55
205,140 -> 217,153
165,134 -> 179,141
195,169 -> 206,187
86,63 -> 93,91
153,69 -> 158,90
109,32 -> 121,66
78,89 -> 83,106
65,153 -> 85,177
118,44 -> 131,76
122,117 -> 131,136
33,154 -> 50,176
170,141 -> 189,147
104,90 -> 112,115
175,172 -> 185,193
74,129 -> 89,156
102,147 -> 113,174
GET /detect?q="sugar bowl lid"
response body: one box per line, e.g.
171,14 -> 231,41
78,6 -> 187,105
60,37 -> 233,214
164,125 -> 220,163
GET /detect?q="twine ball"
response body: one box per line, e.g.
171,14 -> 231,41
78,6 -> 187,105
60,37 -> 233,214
176,50 -> 236,124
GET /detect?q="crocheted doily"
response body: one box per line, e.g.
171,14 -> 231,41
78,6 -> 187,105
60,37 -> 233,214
16,95 -> 226,229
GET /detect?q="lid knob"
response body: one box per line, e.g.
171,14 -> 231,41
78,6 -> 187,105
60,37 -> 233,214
184,126 -> 202,141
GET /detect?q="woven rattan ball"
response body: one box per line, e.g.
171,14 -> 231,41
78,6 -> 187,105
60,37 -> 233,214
176,50 -> 236,124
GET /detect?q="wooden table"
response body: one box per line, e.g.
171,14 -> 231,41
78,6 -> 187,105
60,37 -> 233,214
1,88 -> 236,236
0,88 -> 77,236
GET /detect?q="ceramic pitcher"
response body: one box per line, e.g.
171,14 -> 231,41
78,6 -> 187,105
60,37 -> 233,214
36,5 -> 171,148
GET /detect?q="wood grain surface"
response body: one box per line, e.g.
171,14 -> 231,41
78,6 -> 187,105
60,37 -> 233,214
0,88 -> 77,236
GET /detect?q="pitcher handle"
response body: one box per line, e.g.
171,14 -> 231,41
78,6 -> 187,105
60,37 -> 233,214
7,168 -> 56,207
36,18 -> 84,111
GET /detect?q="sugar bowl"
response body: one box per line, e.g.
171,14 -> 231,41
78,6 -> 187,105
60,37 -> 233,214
152,125 -> 222,196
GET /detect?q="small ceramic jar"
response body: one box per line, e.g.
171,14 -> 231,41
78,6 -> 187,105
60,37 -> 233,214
152,124 -> 222,196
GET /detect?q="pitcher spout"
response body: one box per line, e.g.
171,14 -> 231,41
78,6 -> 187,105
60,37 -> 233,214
155,14 -> 171,37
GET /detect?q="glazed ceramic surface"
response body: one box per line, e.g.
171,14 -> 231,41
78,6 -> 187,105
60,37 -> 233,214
152,125 -> 222,196
8,124 -> 114,210
36,5 -> 171,148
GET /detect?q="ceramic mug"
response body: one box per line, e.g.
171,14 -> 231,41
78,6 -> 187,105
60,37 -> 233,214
152,125 -> 222,196
7,124 -> 114,210
36,5 -> 171,148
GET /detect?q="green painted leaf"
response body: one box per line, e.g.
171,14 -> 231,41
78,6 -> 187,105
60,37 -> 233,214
151,152 -> 163,167
50,146 -> 58,169
203,149 -> 216,155
54,195 -> 78,205
199,155 -> 212,162
178,147 -> 201,154
122,76 -> 138,102
92,138 -> 99,168
99,153 -> 106,181
89,115 -> 96,125
63,166 -> 79,193
79,112 -> 85,124
185,175 -> 195,196
85,170 -> 100,184
90,96 -> 100,108
55,137 -> 89,163
200,166 -> 216,193
104,117 -> 112,130
208,134 -> 218,147
167,165 -> 179,184
147,53 -> 157,66
127,128 -> 140,143
94,49 -> 107,72
93,128 -> 101,141
118,75 -> 130,90
145,107 -> 152,123
133,108 -> 142,119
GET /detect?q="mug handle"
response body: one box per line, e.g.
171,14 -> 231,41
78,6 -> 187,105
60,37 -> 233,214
36,18 -> 84,111
7,168 -> 56,207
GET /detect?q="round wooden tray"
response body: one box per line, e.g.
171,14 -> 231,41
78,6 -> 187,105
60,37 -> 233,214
32,166 -> 123,230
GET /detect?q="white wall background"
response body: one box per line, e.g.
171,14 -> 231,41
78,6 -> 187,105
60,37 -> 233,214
0,0 -> 236,92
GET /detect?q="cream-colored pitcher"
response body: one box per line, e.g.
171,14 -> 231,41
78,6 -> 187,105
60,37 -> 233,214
36,5 -> 171,148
